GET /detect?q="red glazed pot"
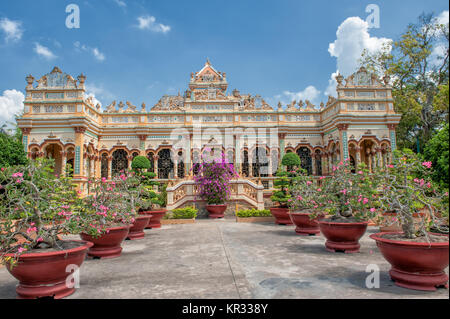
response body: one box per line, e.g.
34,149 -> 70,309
318,220 -> 368,253
127,215 -> 152,240
5,240 -> 93,299
206,205 -> 227,218
289,211 -> 323,235
370,232 -> 449,291
80,225 -> 130,259
140,209 -> 167,228
270,207 -> 293,225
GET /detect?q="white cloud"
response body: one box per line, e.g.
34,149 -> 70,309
267,85 -> 321,108
114,0 -> 126,7
34,42 -> 57,60
328,16 -> 391,77
324,71 -> 339,98
136,15 -> 171,33
85,83 -> 116,109
0,17 -> 23,42
0,89 -> 24,127
436,10 -> 449,25
74,41 -> 105,61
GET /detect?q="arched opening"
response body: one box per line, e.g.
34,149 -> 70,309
296,147 -> 312,175
242,150 -> 249,177
360,139 -> 376,172
252,147 -> 269,177
157,149 -> 173,179
112,149 -> 128,176
66,147 -> 75,177
177,151 -> 185,178
44,144 -> 63,176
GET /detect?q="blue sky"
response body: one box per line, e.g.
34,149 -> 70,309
0,0 -> 448,126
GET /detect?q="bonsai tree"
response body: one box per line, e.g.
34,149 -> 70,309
271,153 -> 302,208
314,160 -> 380,222
193,152 -> 237,205
131,155 -> 151,172
0,159 -> 89,265
378,149 -> 449,239
281,152 -> 301,171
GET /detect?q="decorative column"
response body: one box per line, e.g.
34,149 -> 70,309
95,156 -> 101,179
73,127 -> 86,179
279,133 -> 286,161
186,134 -> 192,176
234,134 -> 241,175
20,128 -> 31,156
337,124 -> 349,162
375,147 -> 382,168
268,150 -> 273,177
154,155 -> 159,176
59,151 -> 67,177
138,135 -> 147,156
174,155 -> 178,179
328,152 -> 333,172
248,150 -> 253,177
321,153 -> 328,175
107,156 -> 113,179
90,156 -> 95,178
387,124 -> 397,152
127,155 -> 133,170
311,156 -> 316,175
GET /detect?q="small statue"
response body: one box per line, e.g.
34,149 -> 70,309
141,103 -> 146,112
106,100 -> 116,112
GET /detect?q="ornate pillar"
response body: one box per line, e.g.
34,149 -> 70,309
127,155 -> 133,170
154,155 -> 159,176
311,156 -> 316,175
107,156 -> 113,179
60,151 -> 67,177
234,134 -> 241,175
73,127 -> 86,179
174,156 -> 178,179
337,124 -> 349,161
279,133 -> 286,161
268,150 -> 273,177
95,156 -> 101,179
20,128 -> 31,156
138,135 -> 147,156
321,153 -> 328,175
375,147 -> 382,168
248,149 -> 253,177
387,124 -> 397,152
90,156 -> 95,178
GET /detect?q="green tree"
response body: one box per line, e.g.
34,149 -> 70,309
361,13 -> 449,151
423,123 -> 449,189
0,126 -> 28,167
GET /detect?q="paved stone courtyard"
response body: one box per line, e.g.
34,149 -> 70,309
0,218 -> 448,299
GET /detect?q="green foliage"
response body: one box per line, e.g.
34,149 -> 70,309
281,152 -> 301,168
270,170 -> 291,207
423,124 -> 449,189
131,156 -> 151,170
360,13 -> 449,151
135,169 -> 165,211
236,209 -> 271,218
165,206 -> 197,219
0,127 -> 28,167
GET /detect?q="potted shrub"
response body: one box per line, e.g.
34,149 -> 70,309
370,149 -> 449,291
235,209 -> 274,223
314,160 -> 380,253
269,153 -> 301,225
193,152 -> 237,218
79,172 -> 140,258
288,169 -> 325,235
0,159 -> 93,299
161,206 -> 198,225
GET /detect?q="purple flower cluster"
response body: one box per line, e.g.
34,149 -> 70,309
193,152 -> 238,205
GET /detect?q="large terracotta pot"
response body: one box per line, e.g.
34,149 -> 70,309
127,215 -> 152,240
370,232 -> 449,291
139,209 -> 167,228
289,211 -> 323,235
80,225 -> 130,259
5,240 -> 93,299
270,207 -> 293,225
318,220 -> 368,253
206,204 -> 227,218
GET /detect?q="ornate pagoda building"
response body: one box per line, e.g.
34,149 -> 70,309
17,60 -> 401,195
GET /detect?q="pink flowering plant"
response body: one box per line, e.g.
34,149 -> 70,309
80,171 -> 142,236
314,160 -> 381,221
0,159 -> 87,266
193,152 -> 237,205
377,149 -> 449,239
288,168 -> 325,213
